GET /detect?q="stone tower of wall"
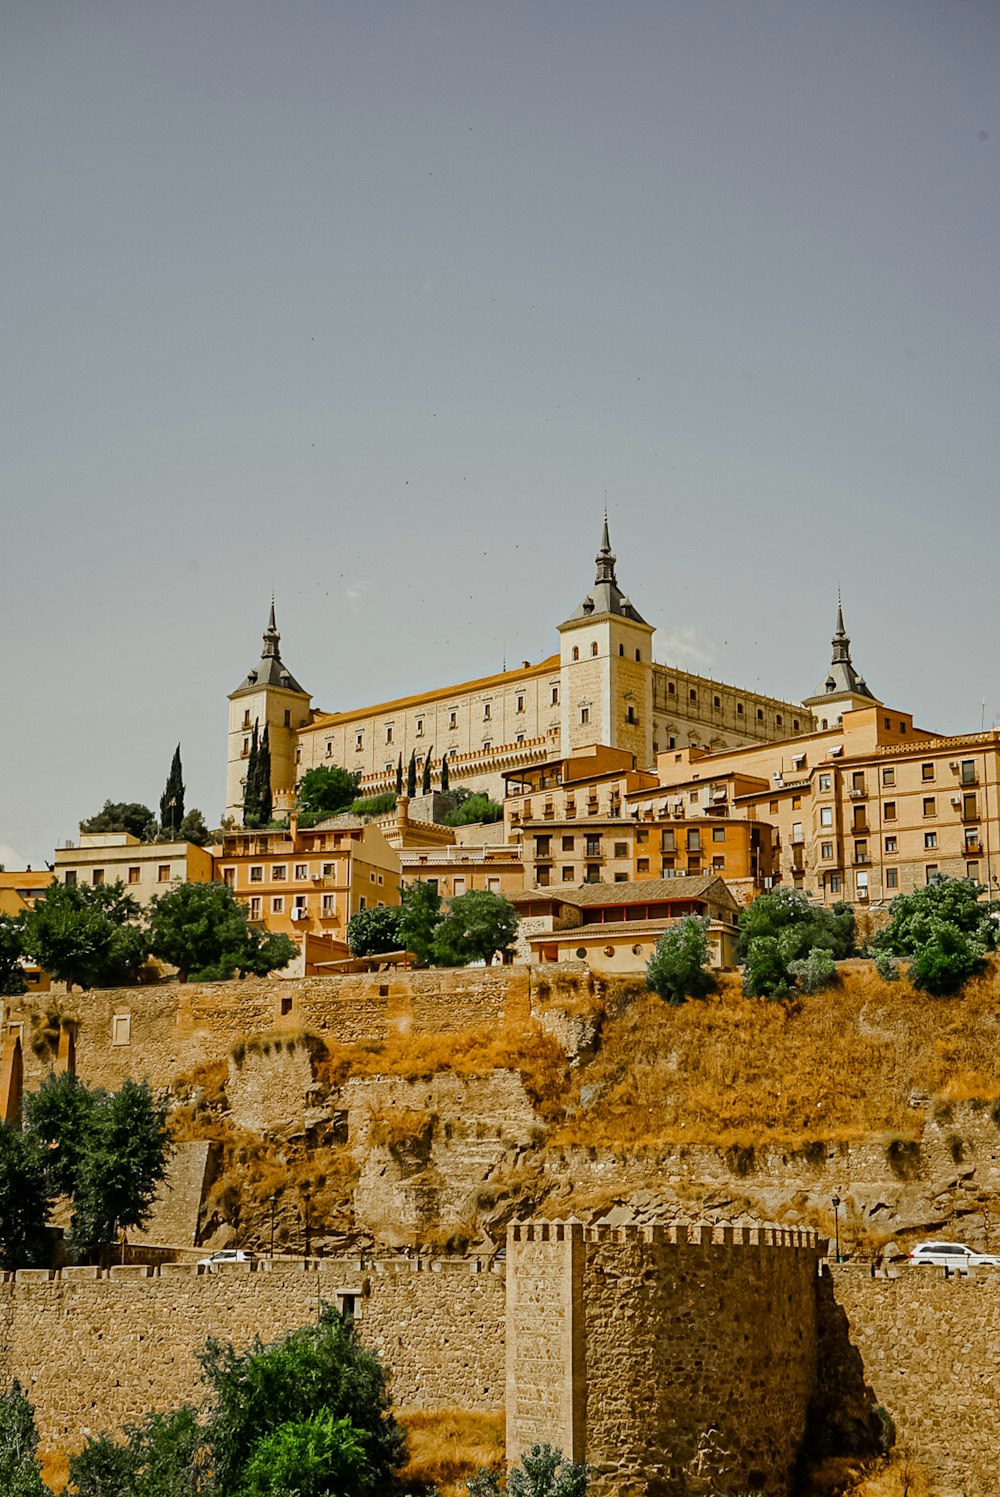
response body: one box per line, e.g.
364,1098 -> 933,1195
506,1220 -> 824,1497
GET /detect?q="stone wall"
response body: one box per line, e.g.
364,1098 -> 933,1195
0,1256 -> 505,1450
826,1265 -> 1000,1497
507,1221 -> 823,1497
2,968 -> 534,1097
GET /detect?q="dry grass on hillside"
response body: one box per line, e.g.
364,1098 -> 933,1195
316,1024 -> 569,1116
552,963 -> 1000,1151
396,1408 -> 504,1497
805,1454 -> 931,1497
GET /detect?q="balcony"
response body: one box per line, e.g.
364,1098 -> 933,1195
848,787 -> 867,800
964,839 -> 984,856
850,821 -> 870,836
853,854 -> 871,866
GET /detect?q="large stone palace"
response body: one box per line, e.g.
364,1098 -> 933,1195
226,520 -> 830,821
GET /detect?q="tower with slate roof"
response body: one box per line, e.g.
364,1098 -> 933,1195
226,601 -> 312,822
557,516 -> 656,766
802,596 -> 880,728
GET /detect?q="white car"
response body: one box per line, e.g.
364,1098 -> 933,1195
908,1240 -> 1000,1272
197,1249 -> 256,1270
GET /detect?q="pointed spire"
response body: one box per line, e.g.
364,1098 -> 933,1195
595,512 -> 617,586
262,596 -> 280,659
831,595 -> 851,664
804,593 -> 878,705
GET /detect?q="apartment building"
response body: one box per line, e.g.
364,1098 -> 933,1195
54,833 -> 214,904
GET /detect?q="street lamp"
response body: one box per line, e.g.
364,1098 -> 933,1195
269,1194 -> 277,1259
301,1189 -> 311,1263
831,1194 -> 841,1264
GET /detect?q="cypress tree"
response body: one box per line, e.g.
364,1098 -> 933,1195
421,747 -> 433,796
159,744 -> 185,838
395,753 -> 403,796
258,724 -> 273,826
243,722 -> 261,827
440,750 -> 449,793
406,750 -> 417,798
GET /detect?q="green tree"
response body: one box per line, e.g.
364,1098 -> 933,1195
0,913 -> 26,996
80,801 -> 156,841
0,1380 -> 45,1497
348,905 -> 404,958
406,750 -> 417,798
397,882 -> 442,964
238,1410 -> 369,1497
440,750 -> 449,793
741,935 -> 793,998
24,1073 -> 172,1262
243,722 -> 262,828
738,888 -> 855,963
395,753 -> 403,796
297,766 -> 362,826
21,880 -> 149,990
0,1124 -> 53,1270
468,1443 -> 590,1496
431,890 -> 518,967
787,946 -> 839,993
159,745 -> 185,839
258,724 -> 273,827
870,875 -> 997,997
200,1304 -> 405,1496
421,748 -> 433,796
68,1407 -> 204,1497
442,793 -> 504,827
148,881 -> 297,982
178,808 -> 210,846
646,917 -> 715,1005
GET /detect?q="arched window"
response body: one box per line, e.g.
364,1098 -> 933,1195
571,646 -> 579,661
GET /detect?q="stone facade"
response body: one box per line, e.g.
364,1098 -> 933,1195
507,1221 -> 822,1497
826,1265 -> 1000,1497
0,1256 -> 505,1449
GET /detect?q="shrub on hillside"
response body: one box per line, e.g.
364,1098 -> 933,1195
870,875 -> 998,996
348,904 -> 404,957
441,792 -> 503,827
646,917 -> 715,1005
786,946 -> 839,994
738,889 -> 854,998
468,1442 -> 590,1496
0,1379 -> 45,1496
741,935 -> 794,999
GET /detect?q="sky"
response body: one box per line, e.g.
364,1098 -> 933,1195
1,0 -> 997,870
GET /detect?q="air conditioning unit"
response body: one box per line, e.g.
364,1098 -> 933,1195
949,761 -> 959,771
950,796 -> 962,808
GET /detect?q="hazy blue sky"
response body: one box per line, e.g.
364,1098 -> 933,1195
2,1 -> 997,868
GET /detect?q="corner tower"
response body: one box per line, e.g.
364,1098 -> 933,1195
557,518 -> 655,766
226,601 -> 312,822
802,597 -> 879,728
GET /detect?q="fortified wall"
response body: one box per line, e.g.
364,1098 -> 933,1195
507,1221 -> 822,1497
0,1255 -> 505,1449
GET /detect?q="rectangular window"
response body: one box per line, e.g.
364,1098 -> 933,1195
966,861 -> 980,881
516,695 -> 524,713
854,840 -> 868,861
852,771 -> 865,792
662,857 -> 675,874
283,709 -> 291,728
585,837 -> 601,857
111,1013 -> 131,1047
885,836 -> 897,853
272,865 -> 287,881
712,856 -> 725,870
157,864 -> 171,883
294,863 -> 308,880
883,801 -> 896,821
321,894 -> 336,916
687,830 -> 701,852
829,872 -> 841,893
452,877 -> 466,896
792,822 -> 803,843
769,800 -> 779,814
386,725 -> 393,744
483,702 -> 491,720
561,866 -> 574,881
487,878 -> 500,893
272,896 -> 284,913
712,827 -> 725,842
737,702 -> 744,714
550,686 -> 559,705
818,773 -> 831,792
326,739 -> 333,758
355,732 -> 363,751
820,807 -> 833,828
562,835 -> 574,851
636,857 -> 649,874
856,870 -> 869,897
792,795 -> 802,809
580,707 -> 590,724
92,868 -> 105,886
925,865 -> 939,884
882,767 -> 895,786
358,895 -> 367,909
249,866 -> 263,883
127,866 -> 140,884
626,705 -> 636,723
885,867 -> 898,889
294,895 -> 307,913
963,794 -> 978,819
689,789 -> 698,803
924,832 -> 937,849
416,718 -> 424,736
923,797 -> 936,817
960,759 -> 976,785
614,842 -> 628,858
921,763 -> 934,781
449,711 -> 457,729
222,867 -> 235,887
249,896 -> 262,919
661,830 -> 675,852
820,842 -> 833,860
322,862 -> 335,877
64,870 -> 77,886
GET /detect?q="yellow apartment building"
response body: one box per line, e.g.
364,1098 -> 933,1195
216,815 -> 400,969
54,834 -> 214,903
225,521 -> 813,822
0,870 -> 51,919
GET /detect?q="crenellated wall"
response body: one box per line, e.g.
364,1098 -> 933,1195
506,1220 -> 823,1497
0,1255 -> 505,1450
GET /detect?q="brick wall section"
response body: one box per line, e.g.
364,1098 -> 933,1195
0,1256 -> 505,1450
507,1222 -> 823,1497
827,1265 -> 1000,1497
3,968 -> 534,1097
